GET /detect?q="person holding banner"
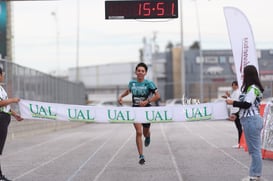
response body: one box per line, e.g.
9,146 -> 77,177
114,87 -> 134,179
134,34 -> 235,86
0,67 -> 23,181
118,62 -> 160,165
226,65 -> 264,181
223,81 -> 242,148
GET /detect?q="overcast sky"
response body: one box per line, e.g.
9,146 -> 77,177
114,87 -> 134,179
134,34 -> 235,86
11,0 -> 273,73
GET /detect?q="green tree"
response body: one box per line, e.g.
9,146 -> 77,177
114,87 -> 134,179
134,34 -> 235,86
165,41 -> 173,51
189,41 -> 200,49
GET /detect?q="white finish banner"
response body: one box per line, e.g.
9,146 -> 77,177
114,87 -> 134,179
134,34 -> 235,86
19,100 -> 228,123
224,7 -> 259,88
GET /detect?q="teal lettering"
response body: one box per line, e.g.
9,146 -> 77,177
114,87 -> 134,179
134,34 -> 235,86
29,104 -> 38,114
164,111 -> 173,121
29,104 -> 56,116
68,109 -> 77,119
145,111 -> 154,121
68,109 -> 95,120
204,107 -> 212,117
77,110 -> 85,120
154,112 -> 163,120
108,110 -> 134,121
145,110 -> 172,121
116,111 -> 125,120
108,110 -> 118,120
86,110 -> 95,120
48,107 -> 56,116
195,108 -> 203,117
39,106 -> 47,116
186,106 -> 212,120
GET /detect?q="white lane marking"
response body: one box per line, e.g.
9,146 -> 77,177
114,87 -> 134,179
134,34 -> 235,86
12,127 -> 115,181
160,124 -> 184,181
200,121 -> 238,139
66,133 -> 115,181
3,133 -> 79,159
13,137 -> 99,180
182,124 -> 249,170
93,133 -> 134,181
5,123 -> 99,159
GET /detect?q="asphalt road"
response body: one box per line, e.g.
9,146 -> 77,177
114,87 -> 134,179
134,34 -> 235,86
2,120 -> 273,181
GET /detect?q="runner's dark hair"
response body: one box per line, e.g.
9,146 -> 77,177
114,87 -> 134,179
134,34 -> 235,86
135,62 -> 148,72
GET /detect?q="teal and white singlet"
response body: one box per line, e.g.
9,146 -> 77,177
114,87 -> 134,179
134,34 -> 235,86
128,79 -> 157,106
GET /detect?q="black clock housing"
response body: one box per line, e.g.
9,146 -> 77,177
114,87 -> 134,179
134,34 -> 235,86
105,0 -> 178,19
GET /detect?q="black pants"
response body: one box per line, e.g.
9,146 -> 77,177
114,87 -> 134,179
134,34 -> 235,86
0,113 -> 11,155
234,114 -> 242,144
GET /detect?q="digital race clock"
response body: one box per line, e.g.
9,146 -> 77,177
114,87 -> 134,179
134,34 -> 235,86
105,0 -> 178,19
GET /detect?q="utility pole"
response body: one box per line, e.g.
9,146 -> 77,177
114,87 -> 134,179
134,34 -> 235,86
76,0 -> 80,82
194,0 -> 204,102
51,11 -> 60,72
180,0 -> 185,97
6,1 -> 12,61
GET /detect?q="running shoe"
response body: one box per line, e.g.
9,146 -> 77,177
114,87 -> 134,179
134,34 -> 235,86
144,137 -> 150,147
139,154 -> 145,165
241,176 -> 262,181
0,175 -> 12,181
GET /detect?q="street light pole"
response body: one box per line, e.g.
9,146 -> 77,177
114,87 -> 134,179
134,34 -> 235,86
194,0 -> 204,102
180,0 -> 185,97
51,11 -> 60,73
76,0 -> 80,82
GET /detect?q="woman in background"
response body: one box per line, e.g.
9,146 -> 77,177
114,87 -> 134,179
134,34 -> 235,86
223,81 -> 242,148
226,65 -> 264,181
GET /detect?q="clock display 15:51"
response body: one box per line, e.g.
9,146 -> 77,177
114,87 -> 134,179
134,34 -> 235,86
138,2 -> 175,17
105,0 -> 178,19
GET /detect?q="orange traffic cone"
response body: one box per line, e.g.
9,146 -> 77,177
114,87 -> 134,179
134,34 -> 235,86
260,104 -> 266,117
262,149 -> 273,160
239,131 -> 248,152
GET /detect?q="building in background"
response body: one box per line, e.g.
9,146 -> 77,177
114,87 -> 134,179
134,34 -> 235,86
0,2 -> 7,59
184,49 -> 273,101
68,48 -> 273,104
0,1 -> 12,61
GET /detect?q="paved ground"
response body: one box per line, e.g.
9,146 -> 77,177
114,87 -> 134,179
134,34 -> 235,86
2,120 -> 273,181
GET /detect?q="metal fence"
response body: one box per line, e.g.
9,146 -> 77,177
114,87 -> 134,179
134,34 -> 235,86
0,59 -> 86,108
